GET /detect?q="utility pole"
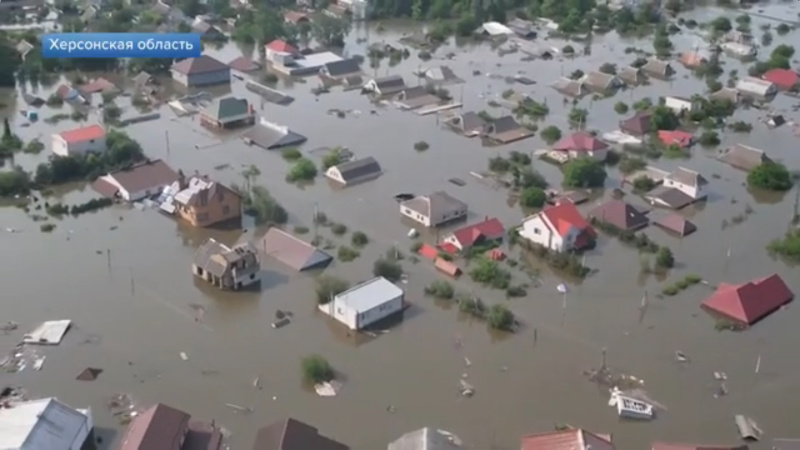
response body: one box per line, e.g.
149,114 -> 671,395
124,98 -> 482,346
106,249 -> 111,272
601,347 -> 607,370
313,202 -> 319,242
165,130 -> 170,160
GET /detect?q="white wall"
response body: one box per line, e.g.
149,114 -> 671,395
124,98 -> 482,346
325,167 -> 345,184
519,215 -> 581,252
664,178 -> 707,199
400,205 -> 431,227
664,97 -> 693,114
51,134 -> 106,157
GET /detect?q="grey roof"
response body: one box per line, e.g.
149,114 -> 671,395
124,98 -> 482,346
323,58 -> 361,78
388,427 -> 464,450
720,144 -> 771,171
488,115 -> 522,134
205,97 -> 250,120
654,213 -> 696,236
258,227 -> 332,271
423,66 -> 463,84
584,71 -> 619,90
171,55 -> 229,75
332,156 -> 382,182
228,56 -> 261,72
588,199 -> 649,231
193,238 -> 230,277
334,277 -> 403,313
710,87 -> 741,103
617,66 -> 643,85
242,122 -> 307,149
648,186 -> 695,209
668,167 -> 708,187
456,111 -> 487,132
399,86 -> 427,100
402,191 -> 467,219
641,58 -> 673,77
551,77 -> 585,97
253,418 -> 349,450
371,75 -> 406,94
133,71 -> 153,86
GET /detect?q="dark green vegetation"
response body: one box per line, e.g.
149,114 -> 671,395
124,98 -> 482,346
661,274 -> 702,296
768,231 -> 800,263
301,355 -> 335,384
747,162 -> 793,191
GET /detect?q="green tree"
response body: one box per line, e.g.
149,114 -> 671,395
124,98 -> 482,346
246,187 -> 288,225
541,125 -> 562,144
312,15 -> 352,47
373,258 -> 403,281
562,158 -> 607,188
286,158 -> 318,182
351,231 -> 369,246
301,355 -> 334,384
315,276 -> 350,304
0,37 -> 22,87
614,102 -> 629,114
519,187 -> 546,208
487,304 -> 515,331
747,162 -> 793,191
424,280 -> 454,299
710,16 -> 732,33
469,257 -> 511,289
698,131 -> 720,147
650,105 -> 680,131
655,247 -> 674,269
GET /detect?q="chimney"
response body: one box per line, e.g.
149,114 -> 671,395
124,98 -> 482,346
177,169 -> 187,189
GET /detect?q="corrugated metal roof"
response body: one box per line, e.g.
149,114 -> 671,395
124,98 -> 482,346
334,276 -> 403,313
0,398 -> 90,450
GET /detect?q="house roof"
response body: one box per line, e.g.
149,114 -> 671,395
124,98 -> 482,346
553,132 -> 609,152
265,39 -> 297,54
193,238 -> 232,278
658,130 -> 693,148
654,213 -> 696,236
59,124 -> 105,143
449,217 -> 505,248
335,276 -> 403,312
652,443 -> 749,450
331,156 -> 382,182
710,87 -> 740,103
174,177 -> 239,207
648,186 -> 695,209
680,51 -> 707,67
388,427 -> 464,450
584,71 -> 618,90
702,274 -> 793,325
205,97 -> 250,120
551,77 -> 585,97
489,115 -> 522,134
668,167 -> 708,187
736,77 -> 775,96
587,199 -> 649,231
434,257 -> 461,277
620,113 -> 652,135
323,58 -> 361,77
242,120 -> 307,150
642,58 -> 673,76
617,66 -> 643,84
171,55 -> 228,75
252,418 -> 349,450
399,85 -> 428,100
284,10 -> 309,23
720,144 -> 771,171
0,398 -> 90,450
402,191 -> 467,220
118,403 -> 191,450
521,429 -> 614,450
423,66 -> 463,83
763,68 -> 799,89
370,75 -> 406,93
457,111 -> 487,132
228,56 -> 262,72
536,200 -> 596,239
80,77 -> 118,93
101,159 -> 179,196
418,243 -> 439,260
258,227 -> 333,271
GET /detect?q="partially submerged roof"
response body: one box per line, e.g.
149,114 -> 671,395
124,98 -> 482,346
587,199 -> 649,231
455,111 -> 488,132
402,191 -> 467,219
322,58 -> 361,78
668,167 -> 708,187
97,160 -> 179,198
449,217 -> 505,248
335,277 -> 403,313
0,398 -> 91,450
228,56 -> 262,72
652,443 -> 749,450
388,427 -> 464,450
486,116 -> 532,143
58,124 -> 106,143
618,66 -> 644,85
702,274 -> 793,325
584,71 -> 619,90
258,227 -> 332,271
266,39 -> 297,54
654,213 -> 696,236
242,119 -> 307,150
118,403 -> 191,450
620,112 -> 652,136
551,77 -> 585,97
521,428 -> 614,450
422,66 -> 463,84
642,58 -> 674,76
171,55 -> 229,75
23,320 -> 71,345
553,132 -> 609,152
330,156 -> 382,182
252,418 -> 349,450
204,97 -> 250,120
535,201 -> 596,239
719,144 -> 771,171
369,75 -> 406,94
193,238 -> 232,278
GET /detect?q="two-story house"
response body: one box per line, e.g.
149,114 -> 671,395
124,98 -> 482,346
192,238 -> 260,290
161,175 -> 242,227
118,403 -> 223,450
646,167 -> 709,210
518,201 -> 596,252
400,191 -> 467,228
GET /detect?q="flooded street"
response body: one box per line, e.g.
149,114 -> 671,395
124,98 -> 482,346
3,4 -> 800,448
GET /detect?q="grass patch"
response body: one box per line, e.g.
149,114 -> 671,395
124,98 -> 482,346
661,274 -> 702,296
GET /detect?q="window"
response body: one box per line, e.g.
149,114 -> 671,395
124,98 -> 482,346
533,228 -> 541,234
249,274 -> 255,279
223,205 -> 231,215
197,212 -> 209,222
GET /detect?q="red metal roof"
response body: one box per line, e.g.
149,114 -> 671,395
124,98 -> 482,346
438,242 -> 459,254
486,248 -> 505,261
522,429 -> 614,450
763,69 -> 799,90
265,39 -> 297,54
652,443 -> 749,450
658,130 -> 693,148
702,274 -> 793,325
59,124 -> 105,143
418,243 -> 438,260
434,257 -> 461,277
553,132 -> 609,152
450,217 -> 505,249
541,201 -> 596,239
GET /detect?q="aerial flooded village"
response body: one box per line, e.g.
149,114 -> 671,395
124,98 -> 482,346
3,0 -> 800,447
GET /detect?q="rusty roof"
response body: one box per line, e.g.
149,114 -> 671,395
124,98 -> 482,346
118,403 -> 190,450
521,429 -> 614,450
652,443 -> 749,450
252,418 -> 349,450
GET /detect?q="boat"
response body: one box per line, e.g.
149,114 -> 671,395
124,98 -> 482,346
608,387 -> 654,420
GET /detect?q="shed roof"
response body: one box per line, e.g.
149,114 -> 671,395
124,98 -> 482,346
100,159 -> 178,197
763,68 -> 799,89
331,156 -> 382,182
702,274 -> 793,325
0,398 -> 90,450
171,55 -> 228,75
228,56 -> 261,72
521,429 -> 614,450
119,403 -> 191,450
587,199 -> 649,231
258,227 -> 332,271
334,276 -> 403,312
252,418 -> 349,450
388,427 -> 464,450
449,217 -> 505,248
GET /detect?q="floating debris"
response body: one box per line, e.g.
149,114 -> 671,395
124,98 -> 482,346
714,371 -> 728,381
32,356 -> 45,371
735,414 -> 763,441
584,366 -> 643,390
674,351 -> 689,363
179,352 -> 188,361
314,381 -> 342,397
0,322 -> 18,333
22,319 -> 71,345
608,387 -> 654,421
76,367 -> 103,381
225,403 -> 253,414
458,379 -> 474,397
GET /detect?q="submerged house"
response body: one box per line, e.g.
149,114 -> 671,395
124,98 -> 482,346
718,144 -> 772,171
442,217 -> 505,251
721,41 -> 757,58
551,77 -> 586,97
252,418 -> 349,450
192,238 -> 260,290
258,227 -> 333,271
641,58 -> 674,78
389,427 -> 465,450
419,65 -> 464,84
646,167 -> 708,209
363,75 -> 406,96
587,199 -> 649,232
617,66 -> 645,85
701,274 -> 793,326
522,429 -> 614,450
519,201 -> 596,252
400,191 -> 467,228
664,96 -> 701,115
447,111 -> 488,137
763,68 -> 799,91
160,175 -> 242,227
200,96 -> 255,129
0,397 -> 93,450
118,403 -> 223,450
552,132 -> 610,162
318,276 -> 405,330
241,117 -> 307,149
483,115 -> 532,144
619,112 -> 653,136
582,71 -> 622,94
51,124 -> 106,157
736,77 -> 777,98
395,86 -> 440,110
325,156 -> 382,186
170,55 -> 230,87
320,58 -> 362,81
507,17 -> 536,39
92,159 -> 179,202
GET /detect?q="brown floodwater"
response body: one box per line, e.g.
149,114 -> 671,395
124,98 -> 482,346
2,5 -> 800,449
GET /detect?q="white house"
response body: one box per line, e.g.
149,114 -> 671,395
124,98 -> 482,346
0,397 -> 93,450
265,39 -> 299,64
51,124 -> 106,157
663,167 -> 709,199
318,277 -> 404,330
400,191 -> 467,228
362,75 -> 406,96
518,201 -> 596,252
736,76 -> 777,98
325,156 -> 382,186
92,159 -> 180,201
664,96 -> 700,115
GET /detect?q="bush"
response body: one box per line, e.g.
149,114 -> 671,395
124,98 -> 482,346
618,157 -> 646,174
322,148 -> 344,169
506,285 -> 527,297
633,176 -> 656,192
614,102 -> 629,114
315,276 -> 350,304
767,230 -> 800,262
337,246 -> 360,262
281,147 -> 302,161
728,121 -> 752,133
540,125 -> 562,144
301,355 -> 334,384
563,158 -> 607,188
698,131 -> 720,147
294,226 -> 309,234
331,223 -> 348,235
487,304 -> 515,331
70,197 -> 113,215
414,141 -> 429,151
458,296 -> 487,317
246,186 -> 288,225
469,257 -> 511,289
748,162 -> 793,191
40,223 -> 56,232
373,258 -> 403,281
424,281 -> 454,299
519,187 -> 546,208
655,247 -> 674,269
285,158 -> 318,182
351,231 -> 369,246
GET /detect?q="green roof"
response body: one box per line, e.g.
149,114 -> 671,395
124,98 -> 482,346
210,97 -> 249,120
